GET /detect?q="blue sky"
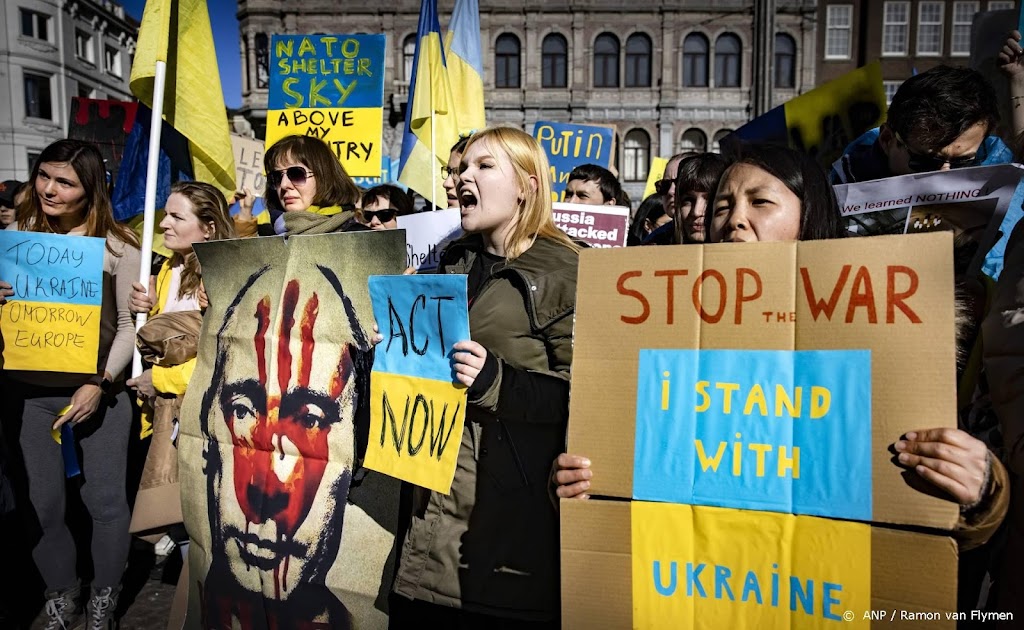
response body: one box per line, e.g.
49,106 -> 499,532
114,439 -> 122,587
121,1 -> 242,108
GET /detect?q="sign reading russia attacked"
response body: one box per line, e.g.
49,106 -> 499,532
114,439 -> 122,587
0,231 -> 104,373
267,34 -> 385,177
365,274 -> 470,494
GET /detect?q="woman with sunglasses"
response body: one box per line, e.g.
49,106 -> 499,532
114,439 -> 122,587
358,184 -> 413,230
235,135 -> 364,237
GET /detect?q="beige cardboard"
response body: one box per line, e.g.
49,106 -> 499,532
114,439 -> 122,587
566,232 -> 958,530
561,500 -> 958,630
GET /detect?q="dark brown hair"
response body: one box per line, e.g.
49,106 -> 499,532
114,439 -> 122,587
18,139 -> 139,254
263,135 -> 360,212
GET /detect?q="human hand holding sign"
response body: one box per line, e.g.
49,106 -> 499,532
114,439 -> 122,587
553,453 -> 593,500
894,428 -> 991,507
0,279 -> 12,305
999,30 -> 1024,83
452,341 -> 486,388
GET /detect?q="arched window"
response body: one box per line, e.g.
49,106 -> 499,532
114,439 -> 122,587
680,128 -> 707,153
682,33 -> 709,87
714,33 -> 741,88
624,33 -> 652,88
495,33 -> 521,88
623,129 -> 651,181
775,33 -> 796,89
403,34 -> 416,84
712,129 -> 733,154
593,33 -> 619,88
255,33 -> 269,89
542,33 -> 568,88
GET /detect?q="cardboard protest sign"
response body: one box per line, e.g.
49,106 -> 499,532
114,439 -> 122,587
397,208 -> 463,272
68,98 -> 138,182
266,34 -> 386,177
835,164 -> 1024,277
364,275 -> 470,493
567,233 -> 958,528
180,231 -> 406,628
643,157 -> 669,200
533,121 -> 616,201
722,62 -> 886,168
562,234 -> 961,628
0,232 -> 104,373
231,134 -> 266,197
562,501 -> 958,630
553,202 -> 629,248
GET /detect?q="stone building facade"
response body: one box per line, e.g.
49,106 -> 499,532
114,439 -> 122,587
237,0 -> 817,201
0,0 -> 137,179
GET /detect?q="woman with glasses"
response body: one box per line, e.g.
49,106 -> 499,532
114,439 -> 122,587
236,135 -> 364,237
358,184 -> 414,230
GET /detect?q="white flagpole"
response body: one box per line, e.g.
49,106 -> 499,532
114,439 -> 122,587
132,59 -> 167,378
431,51 -> 437,211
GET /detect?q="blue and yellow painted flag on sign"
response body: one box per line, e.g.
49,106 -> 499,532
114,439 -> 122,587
444,0 -> 485,136
130,0 -> 235,200
399,0 -> 461,209
365,275 -> 470,494
0,232 -> 105,373
266,34 -> 386,177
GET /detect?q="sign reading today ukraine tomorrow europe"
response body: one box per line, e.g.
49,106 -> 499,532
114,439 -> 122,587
633,349 -> 873,522
267,34 -> 386,177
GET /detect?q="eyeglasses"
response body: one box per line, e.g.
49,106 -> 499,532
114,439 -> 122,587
654,178 -> 674,194
893,131 -> 980,173
363,209 -> 398,223
269,166 -> 315,188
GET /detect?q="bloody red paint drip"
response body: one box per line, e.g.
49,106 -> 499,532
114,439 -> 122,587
278,281 -> 300,395
254,296 -> 271,386
298,293 -> 319,389
329,348 -> 354,400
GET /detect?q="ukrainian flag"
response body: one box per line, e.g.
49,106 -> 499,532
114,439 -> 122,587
130,0 -> 235,200
445,0 -> 485,136
398,0 -> 460,209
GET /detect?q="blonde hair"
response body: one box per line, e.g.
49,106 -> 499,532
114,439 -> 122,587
463,126 -> 580,260
168,181 -> 236,299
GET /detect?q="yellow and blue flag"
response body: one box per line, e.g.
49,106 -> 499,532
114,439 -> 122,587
398,0 -> 460,209
444,0 -> 485,136
130,0 -> 235,200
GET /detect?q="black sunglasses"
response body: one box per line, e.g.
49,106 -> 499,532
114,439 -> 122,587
894,131 -> 980,173
269,166 -> 314,188
654,178 -> 674,194
363,209 -> 398,223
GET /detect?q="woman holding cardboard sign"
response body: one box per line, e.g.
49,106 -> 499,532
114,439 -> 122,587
0,139 -> 140,629
388,126 -> 580,628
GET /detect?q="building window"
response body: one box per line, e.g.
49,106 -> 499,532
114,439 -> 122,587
775,33 -> 796,88
712,129 -> 733,154
680,128 -> 707,153
104,46 -> 123,77
403,34 -> 416,84
682,33 -> 709,87
952,2 -> 978,56
624,33 -> 652,88
77,83 -> 95,99
26,151 -> 41,175
825,5 -> 853,59
24,72 -> 53,120
988,1 -> 1014,10
20,9 -> 50,41
75,30 -> 94,64
255,33 -> 269,89
495,34 -> 521,88
883,2 -> 910,55
883,80 -> 903,104
623,129 -> 650,182
593,33 -> 620,88
715,33 -> 741,88
917,1 -> 944,55
542,33 -> 568,88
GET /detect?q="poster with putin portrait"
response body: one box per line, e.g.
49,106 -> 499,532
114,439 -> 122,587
178,230 -> 406,629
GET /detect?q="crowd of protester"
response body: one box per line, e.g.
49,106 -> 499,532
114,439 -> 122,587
4,37 -> 1024,630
